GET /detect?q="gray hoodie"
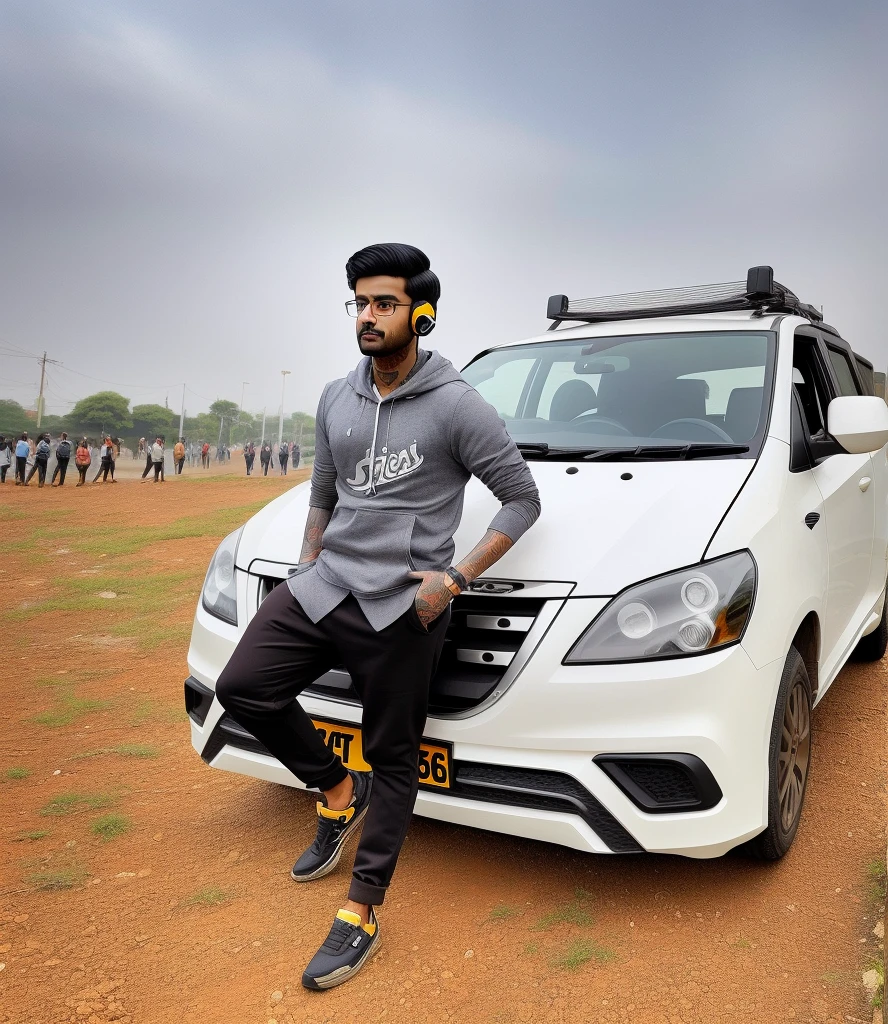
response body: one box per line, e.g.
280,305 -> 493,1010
287,349 -> 541,631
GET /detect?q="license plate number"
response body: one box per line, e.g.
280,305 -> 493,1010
311,718 -> 452,789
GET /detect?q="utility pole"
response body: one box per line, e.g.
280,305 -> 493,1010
260,407 -> 266,444
278,370 -> 291,446
238,381 -> 249,444
178,384 -> 186,441
36,352 -> 47,427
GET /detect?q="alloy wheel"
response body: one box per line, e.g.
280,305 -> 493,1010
777,677 -> 811,833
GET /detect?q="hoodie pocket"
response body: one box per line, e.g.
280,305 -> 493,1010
317,508 -> 417,597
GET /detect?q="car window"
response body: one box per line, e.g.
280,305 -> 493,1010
474,357 -> 537,418
826,346 -> 861,396
854,357 -> 875,396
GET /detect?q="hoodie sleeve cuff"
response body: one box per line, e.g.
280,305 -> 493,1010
488,502 -> 538,543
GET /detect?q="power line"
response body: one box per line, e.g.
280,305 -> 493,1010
51,363 -> 183,391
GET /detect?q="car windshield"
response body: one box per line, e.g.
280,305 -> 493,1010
462,330 -> 774,457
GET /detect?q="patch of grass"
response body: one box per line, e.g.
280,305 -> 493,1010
733,937 -> 752,949
532,894 -> 594,931
91,813 -> 130,841
865,858 -> 887,905
74,743 -> 159,760
130,698 -> 188,727
5,766 -> 31,779
40,791 -> 117,816
30,692 -> 110,727
488,903 -> 518,922
70,501 -> 271,558
13,830 -> 50,842
186,886 -> 231,907
550,938 -> 615,971
28,861 -> 90,890
522,942 -> 538,955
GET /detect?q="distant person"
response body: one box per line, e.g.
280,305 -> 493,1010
51,432 -> 72,487
292,443 -> 301,470
279,440 -> 289,475
74,438 -> 91,486
201,441 -> 210,468
140,435 -> 154,479
14,433 -> 29,485
0,436 -> 11,483
174,438 -> 186,474
259,441 -> 272,476
150,436 -> 165,482
93,436 -> 116,484
137,437 -> 145,460
244,441 -> 256,476
25,433 -> 51,487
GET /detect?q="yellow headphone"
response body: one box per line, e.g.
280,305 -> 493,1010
411,301 -> 436,337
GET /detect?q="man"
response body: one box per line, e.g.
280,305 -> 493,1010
174,438 -> 186,475
216,243 -> 540,990
279,439 -> 289,475
201,441 -> 210,468
51,432 -> 72,486
14,432 -> 29,485
150,437 -> 165,482
25,433 -> 51,487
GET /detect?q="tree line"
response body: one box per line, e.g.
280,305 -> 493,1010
0,391 -> 315,454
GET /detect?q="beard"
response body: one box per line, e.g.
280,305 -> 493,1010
357,322 -> 414,358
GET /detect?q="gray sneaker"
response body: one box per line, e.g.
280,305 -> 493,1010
302,908 -> 381,990
290,769 -> 372,882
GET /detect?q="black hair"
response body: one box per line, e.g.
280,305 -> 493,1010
346,243 -> 440,310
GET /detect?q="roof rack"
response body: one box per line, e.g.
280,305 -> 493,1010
546,266 -> 823,328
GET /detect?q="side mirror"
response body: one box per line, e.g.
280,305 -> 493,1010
827,396 -> 888,454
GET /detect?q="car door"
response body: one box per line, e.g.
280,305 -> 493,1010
793,330 -> 875,678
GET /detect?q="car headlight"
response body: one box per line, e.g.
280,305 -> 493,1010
564,551 -> 756,664
201,528 -> 243,625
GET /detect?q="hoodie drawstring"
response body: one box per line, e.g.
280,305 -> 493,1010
367,395 -> 398,497
368,398 -> 382,496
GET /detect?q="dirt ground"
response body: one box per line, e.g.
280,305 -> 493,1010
0,471 -> 885,1024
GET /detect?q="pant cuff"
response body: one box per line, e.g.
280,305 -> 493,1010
305,762 -> 349,792
348,878 -> 387,906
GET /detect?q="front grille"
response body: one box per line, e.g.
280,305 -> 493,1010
255,576 -> 547,715
199,714 -> 642,854
451,761 -> 643,853
617,760 -> 698,805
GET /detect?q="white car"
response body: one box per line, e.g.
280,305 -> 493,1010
186,266 -> 888,861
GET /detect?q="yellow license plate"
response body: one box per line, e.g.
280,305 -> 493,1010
311,718 -> 452,790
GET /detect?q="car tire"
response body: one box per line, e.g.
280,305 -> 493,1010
743,645 -> 812,861
851,585 -> 888,662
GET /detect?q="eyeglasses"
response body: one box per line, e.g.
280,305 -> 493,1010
345,299 -> 411,318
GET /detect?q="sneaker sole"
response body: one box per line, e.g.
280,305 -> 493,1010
302,929 -> 381,990
289,803 -> 369,883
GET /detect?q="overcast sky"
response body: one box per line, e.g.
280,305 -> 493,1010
1,0 -> 886,419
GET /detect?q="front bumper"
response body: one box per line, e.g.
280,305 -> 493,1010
187,592 -> 783,859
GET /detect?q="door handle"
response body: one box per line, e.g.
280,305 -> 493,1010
859,477 -> 872,492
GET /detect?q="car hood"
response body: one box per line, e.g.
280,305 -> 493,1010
237,459 -> 755,596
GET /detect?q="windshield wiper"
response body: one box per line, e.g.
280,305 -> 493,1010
583,443 -> 749,462
517,442 -> 607,460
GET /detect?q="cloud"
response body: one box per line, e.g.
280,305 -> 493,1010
0,0 -> 886,418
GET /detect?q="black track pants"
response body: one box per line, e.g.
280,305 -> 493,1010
52,458 -> 69,485
25,459 -> 47,484
215,586 -> 449,906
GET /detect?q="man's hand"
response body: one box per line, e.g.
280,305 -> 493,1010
408,571 -> 453,630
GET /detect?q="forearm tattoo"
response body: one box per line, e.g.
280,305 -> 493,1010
300,506 -> 332,563
456,529 -> 513,583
